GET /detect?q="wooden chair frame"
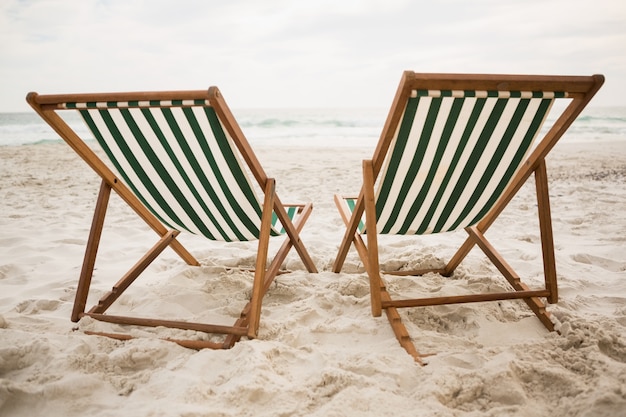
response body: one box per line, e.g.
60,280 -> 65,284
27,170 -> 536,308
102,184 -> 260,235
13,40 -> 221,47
333,72 -> 604,363
27,87 -> 318,349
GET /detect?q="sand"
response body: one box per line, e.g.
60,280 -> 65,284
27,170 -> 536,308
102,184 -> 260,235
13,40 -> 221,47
1,140 -> 625,416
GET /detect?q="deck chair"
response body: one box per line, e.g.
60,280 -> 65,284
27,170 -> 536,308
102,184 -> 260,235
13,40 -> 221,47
26,87 -> 318,350
333,72 -> 604,363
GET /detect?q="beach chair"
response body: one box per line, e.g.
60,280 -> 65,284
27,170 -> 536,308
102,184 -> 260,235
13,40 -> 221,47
26,87 -> 318,349
333,72 -> 604,363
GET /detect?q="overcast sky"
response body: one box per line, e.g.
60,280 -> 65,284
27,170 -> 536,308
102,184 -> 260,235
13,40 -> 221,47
1,0 -> 624,112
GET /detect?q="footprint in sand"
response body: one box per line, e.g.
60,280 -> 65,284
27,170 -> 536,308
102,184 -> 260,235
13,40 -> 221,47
597,332 -> 626,364
14,299 -> 62,314
571,253 -> 626,272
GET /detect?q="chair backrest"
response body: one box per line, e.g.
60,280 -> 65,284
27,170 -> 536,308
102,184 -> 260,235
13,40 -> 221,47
59,95 -> 277,242
372,72 -> 603,236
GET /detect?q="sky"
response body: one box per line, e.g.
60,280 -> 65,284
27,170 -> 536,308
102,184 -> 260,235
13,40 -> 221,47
1,0 -> 624,112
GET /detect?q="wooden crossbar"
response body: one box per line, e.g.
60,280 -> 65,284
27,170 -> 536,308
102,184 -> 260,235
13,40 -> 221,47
381,290 -> 551,309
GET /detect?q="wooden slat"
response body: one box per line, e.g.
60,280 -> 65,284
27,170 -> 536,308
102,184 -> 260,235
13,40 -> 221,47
404,72 -> 604,95
382,290 -> 551,309
363,160 -> 383,317
83,313 -> 249,336
83,331 -> 226,350
535,160 -> 558,304
72,180 -> 111,322
30,89 -> 212,107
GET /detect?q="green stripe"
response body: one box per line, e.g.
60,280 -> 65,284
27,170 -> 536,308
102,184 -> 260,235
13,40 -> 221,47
432,98 -> 509,233
80,109 -> 183,231
371,91 -> 562,236
397,97 -> 464,234
120,108 -> 221,238
412,90 -> 565,99
141,108 -> 226,239
375,96 -> 420,220
380,97 -> 443,233
198,107 -> 268,238
346,198 -> 366,232
415,98 -> 487,234
100,109 -> 190,232
163,107 -> 251,241
271,206 -> 297,234
159,107 -> 241,240
466,98 -> 553,226
447,99 -> 531,230
76,102 -> 280,242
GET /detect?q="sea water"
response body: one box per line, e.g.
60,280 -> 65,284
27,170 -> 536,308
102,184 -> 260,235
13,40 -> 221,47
1,106 -> 625,148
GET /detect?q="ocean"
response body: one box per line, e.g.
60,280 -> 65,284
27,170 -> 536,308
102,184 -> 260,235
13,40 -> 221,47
1,106 -> 625,148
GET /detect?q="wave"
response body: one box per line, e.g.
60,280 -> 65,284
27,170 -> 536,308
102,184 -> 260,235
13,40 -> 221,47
240,117 -> 364,129
2,106 -> 625,147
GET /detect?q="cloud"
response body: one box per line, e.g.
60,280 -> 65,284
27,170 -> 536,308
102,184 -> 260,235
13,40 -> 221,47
1,0 -> 624,111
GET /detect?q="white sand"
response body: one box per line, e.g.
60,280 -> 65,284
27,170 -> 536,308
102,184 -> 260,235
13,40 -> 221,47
1,140 -> 625,416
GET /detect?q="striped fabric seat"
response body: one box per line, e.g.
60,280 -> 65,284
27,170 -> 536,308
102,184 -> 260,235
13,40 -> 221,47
371,89 -> 562,235
71,100 -> 289,242
27,87 -> 318,350
332,72 -> 604,363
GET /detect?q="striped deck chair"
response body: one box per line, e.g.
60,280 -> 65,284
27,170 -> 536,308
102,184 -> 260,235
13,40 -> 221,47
26,87 -> 318,349
333,72 -> 604,363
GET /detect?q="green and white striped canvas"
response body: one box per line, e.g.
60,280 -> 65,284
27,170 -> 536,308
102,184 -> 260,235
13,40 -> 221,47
374,89 -> 565,235
64,100 -> 290,242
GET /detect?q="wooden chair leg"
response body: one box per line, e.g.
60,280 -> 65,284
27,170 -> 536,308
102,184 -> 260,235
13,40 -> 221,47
381,287 -> 423,365
535,160 -> 558,304
363,160 -> 383,317
248,179 -> 276,339
72,179 -> 111,322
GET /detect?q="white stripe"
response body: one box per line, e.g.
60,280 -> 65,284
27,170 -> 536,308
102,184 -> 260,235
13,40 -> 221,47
86,109 -> 185,230
383,97 -> 454,234
109,109 -> 203,233
65,99 -> 211,109
457,98 -> 546,227
371,91 -> 561,235
423,97 -> 498,233
440,98 -> 521,231
375,97 -> 430,231
87,107 -> 265,241
155,107 -> 232,238
146,108 -> 226,239
403,98 -> 477,234
131,108 -> 225,238
185,107 -> 262,240
409,90 -> 560,99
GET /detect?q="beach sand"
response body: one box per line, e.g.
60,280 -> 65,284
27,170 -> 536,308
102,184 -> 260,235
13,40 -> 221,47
1,140 -> 625,416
